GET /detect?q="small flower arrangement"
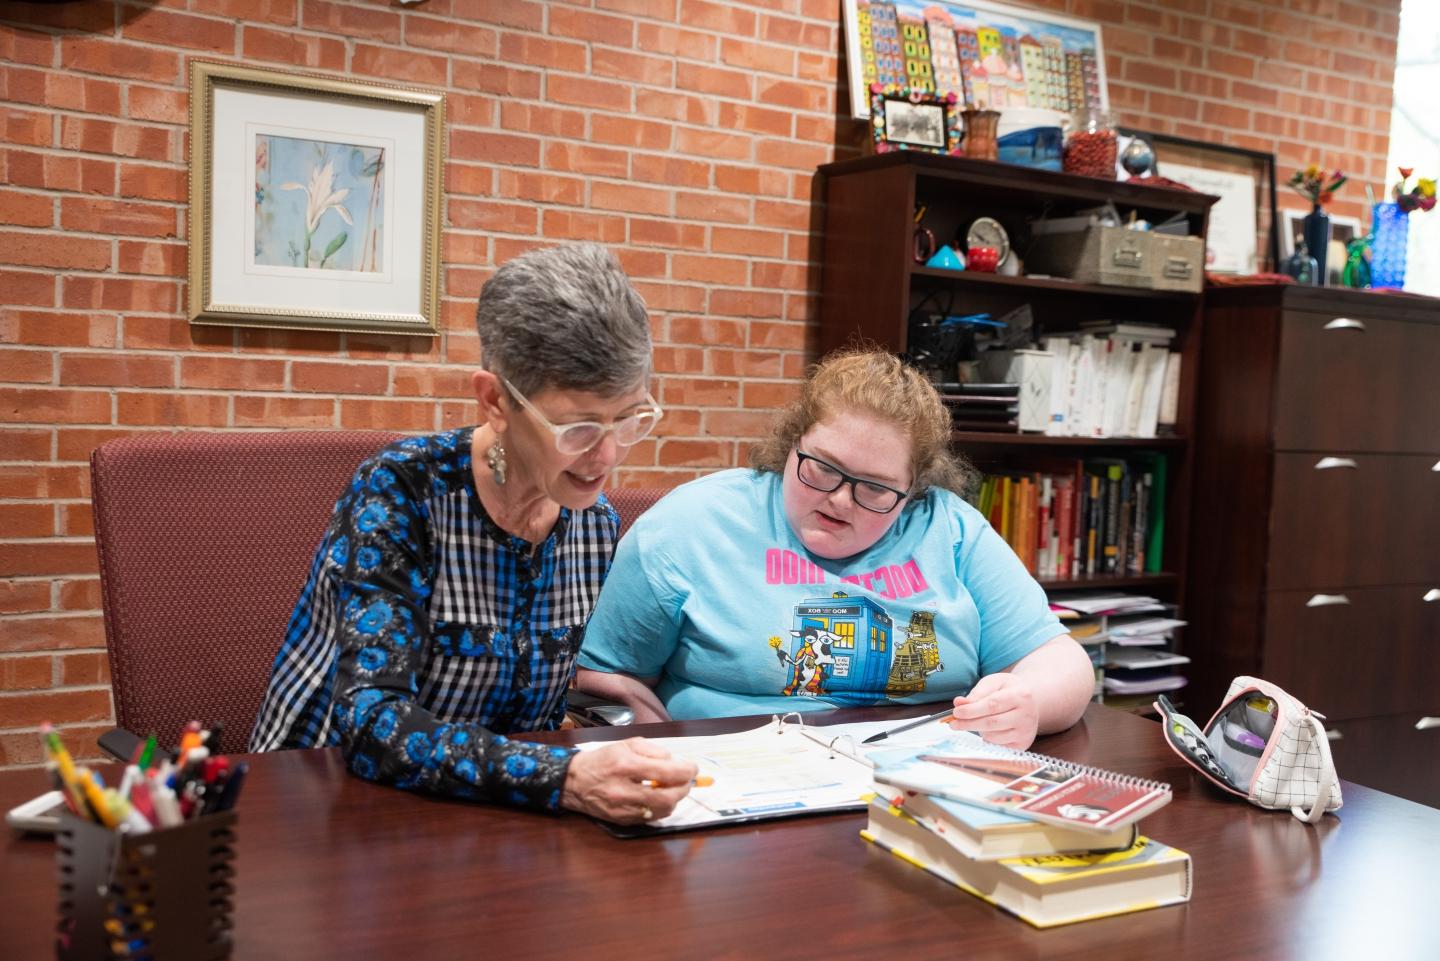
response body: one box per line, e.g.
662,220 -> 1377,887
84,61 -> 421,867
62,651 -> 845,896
1288,164 -> 1347,206
1392,167 -> 1436,213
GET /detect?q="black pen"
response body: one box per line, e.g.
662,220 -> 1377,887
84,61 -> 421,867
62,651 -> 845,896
861,709 -> 955,744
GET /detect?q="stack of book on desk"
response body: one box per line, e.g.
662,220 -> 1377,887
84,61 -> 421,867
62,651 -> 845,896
863,732 -> 1191,927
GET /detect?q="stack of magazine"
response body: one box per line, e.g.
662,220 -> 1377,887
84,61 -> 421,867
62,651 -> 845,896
1049,591 -> 1190,710
864,732 -> 1191,927
938,382 -> 1020,433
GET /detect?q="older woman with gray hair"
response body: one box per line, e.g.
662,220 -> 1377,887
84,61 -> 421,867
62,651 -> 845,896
250,244 -> 696,824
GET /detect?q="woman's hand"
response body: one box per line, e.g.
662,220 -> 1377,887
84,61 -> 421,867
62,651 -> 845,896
560,737 -> 698,824
946,672 -> 1041,751
946,636 -> 1095,750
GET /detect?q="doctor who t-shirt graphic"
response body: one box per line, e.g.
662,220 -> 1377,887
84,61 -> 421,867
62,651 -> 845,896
770,595 -> 945,703
576,469 -> 1067,720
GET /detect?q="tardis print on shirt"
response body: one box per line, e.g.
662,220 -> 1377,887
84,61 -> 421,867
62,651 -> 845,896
770,593 -> 944,705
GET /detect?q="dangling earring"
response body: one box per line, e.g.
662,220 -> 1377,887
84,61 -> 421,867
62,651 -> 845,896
486,441 -> 507,486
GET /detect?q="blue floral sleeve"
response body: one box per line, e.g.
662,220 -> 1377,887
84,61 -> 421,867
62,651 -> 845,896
326,452 -> 575,813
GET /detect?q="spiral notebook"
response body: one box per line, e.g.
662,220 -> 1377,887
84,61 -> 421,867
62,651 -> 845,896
871,732 -> 1171,833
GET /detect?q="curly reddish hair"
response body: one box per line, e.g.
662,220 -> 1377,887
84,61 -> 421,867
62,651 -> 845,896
749,348 -> 975,500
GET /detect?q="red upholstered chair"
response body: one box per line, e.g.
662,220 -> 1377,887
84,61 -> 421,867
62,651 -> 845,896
91,431 -> 673,750
607,486 -> 670,539
90,431 -> 404,754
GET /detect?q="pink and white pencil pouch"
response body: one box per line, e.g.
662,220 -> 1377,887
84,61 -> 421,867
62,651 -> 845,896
1155,675 -> 1341,823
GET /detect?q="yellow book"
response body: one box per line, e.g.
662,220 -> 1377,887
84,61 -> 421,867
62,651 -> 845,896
861,803 -> 1191,928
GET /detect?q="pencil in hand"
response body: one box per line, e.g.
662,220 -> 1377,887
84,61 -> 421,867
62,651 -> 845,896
640,775 -> 714,789
860,708 -> 956,744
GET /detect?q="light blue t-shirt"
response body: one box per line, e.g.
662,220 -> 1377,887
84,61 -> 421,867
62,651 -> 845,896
578,469 -> 1066,720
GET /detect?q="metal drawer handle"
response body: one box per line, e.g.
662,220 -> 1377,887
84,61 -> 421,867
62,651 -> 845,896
1418,718 -> 1440,731
1112,249 -> 1143,268
1306,593 -> 1350,607
1325,729 -> 1344,741
1323,317 -> 1367,332
1314,457 -> 1357,470
1424,589 -> 1440,602
1163,257 -> 1193,278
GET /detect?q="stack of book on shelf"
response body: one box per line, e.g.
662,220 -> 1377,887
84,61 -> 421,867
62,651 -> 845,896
1038,323 -> 1180,438
939,382 -> 1020,433
968,454 -> 1167,579
863,733 -> 1191,927
1049,592 -> 1189,710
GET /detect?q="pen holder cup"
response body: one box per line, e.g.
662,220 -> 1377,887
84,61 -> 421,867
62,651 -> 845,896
56,810 -> 237,961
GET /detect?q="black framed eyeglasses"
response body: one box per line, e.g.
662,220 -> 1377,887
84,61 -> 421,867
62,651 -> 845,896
794,450 -> 908,514
501,377 -> 664,455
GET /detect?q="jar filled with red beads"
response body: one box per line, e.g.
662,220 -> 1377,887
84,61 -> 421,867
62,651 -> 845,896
1063,108 -> 1117,179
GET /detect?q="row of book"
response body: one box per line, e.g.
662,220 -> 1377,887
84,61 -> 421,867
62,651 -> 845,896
863,730 -> 1191,927
970,455 -> 1167,580
1040,322 -> 1181,438
970,322 -> 1181,437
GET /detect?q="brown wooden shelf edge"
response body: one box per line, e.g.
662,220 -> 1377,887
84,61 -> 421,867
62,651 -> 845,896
952,431 -> 1187,448
914,265 -> 1201,301
817,152 -> 1220,214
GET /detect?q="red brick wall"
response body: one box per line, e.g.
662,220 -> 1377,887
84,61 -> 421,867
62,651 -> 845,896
0,0 -> 1401,767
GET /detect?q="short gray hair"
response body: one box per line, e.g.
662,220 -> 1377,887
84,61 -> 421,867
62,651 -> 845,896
474,244 -> 652,397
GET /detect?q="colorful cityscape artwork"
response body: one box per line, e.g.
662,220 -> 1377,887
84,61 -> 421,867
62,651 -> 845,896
842,0 -> 1108,119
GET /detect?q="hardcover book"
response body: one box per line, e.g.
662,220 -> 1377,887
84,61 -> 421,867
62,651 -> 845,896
871,792 -> 1138,861
871,731 -> 1172,833
862,803 -> 1191,928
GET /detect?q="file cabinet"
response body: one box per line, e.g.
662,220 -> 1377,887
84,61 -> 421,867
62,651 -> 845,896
1189,286 -> 1440,807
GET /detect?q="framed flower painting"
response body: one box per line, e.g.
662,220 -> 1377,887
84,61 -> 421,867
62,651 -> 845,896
188,61 -> 445,335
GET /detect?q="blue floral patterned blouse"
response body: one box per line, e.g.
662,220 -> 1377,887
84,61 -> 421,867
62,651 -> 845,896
249,428 -> 619,812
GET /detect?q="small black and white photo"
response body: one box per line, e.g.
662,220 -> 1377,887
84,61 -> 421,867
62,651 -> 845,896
884,99 -> 946,149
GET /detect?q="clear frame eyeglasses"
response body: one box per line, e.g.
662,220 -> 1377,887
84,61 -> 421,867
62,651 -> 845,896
794,450 -> 909,514
500,377 -> 664,456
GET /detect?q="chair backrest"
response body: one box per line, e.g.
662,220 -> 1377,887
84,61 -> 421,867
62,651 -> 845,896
91,430 -> 673,752
91,431 -> 403,753
607,486 -> 670,539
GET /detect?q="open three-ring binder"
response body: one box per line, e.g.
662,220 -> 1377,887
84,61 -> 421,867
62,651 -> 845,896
585,713 -> 951,838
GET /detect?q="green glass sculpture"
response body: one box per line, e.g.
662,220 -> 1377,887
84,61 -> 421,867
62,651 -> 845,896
1341,233 -> 1373,289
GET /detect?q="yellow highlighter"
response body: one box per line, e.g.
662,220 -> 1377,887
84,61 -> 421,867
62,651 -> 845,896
79,771 -> 120,829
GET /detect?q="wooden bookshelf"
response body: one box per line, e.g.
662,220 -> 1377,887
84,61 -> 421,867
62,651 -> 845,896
816,151 -> 1215,610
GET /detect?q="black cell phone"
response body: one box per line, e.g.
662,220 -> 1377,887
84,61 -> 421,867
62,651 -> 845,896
97,727 -> 177,764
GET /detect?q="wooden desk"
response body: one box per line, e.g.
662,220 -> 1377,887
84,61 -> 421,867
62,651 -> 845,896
3,705 -> 1436,960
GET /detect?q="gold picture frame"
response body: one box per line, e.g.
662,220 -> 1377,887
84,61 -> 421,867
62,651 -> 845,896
188,61 -> 444,335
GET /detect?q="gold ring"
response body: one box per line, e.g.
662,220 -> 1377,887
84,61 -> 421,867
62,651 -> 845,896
640,806 -> 654,821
